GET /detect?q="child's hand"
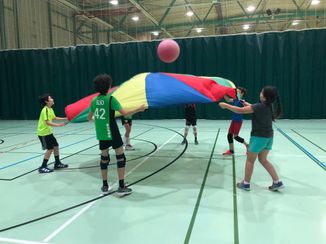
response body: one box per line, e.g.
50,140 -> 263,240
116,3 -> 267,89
139,104 -> 146,112
219,102 -> 227,109
59,123 -> 65,127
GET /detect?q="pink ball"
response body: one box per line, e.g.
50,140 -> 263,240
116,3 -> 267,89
157,39 -> 180,63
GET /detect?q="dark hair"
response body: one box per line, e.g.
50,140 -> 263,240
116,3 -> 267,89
38,93 -> 51,106
237,87 -> 247,96
262,86 -> 282,121
93,74 -> 112,95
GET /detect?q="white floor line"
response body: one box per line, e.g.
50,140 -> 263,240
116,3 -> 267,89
43,129 -> 182,242
0,237 -> 51,244
42,202 -> 95,242
271,154 -> 323,158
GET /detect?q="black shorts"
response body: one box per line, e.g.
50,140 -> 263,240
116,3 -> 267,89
121,117 -> 132,126
38,134 -> 58,150
186,118 -> 197,126
99,119 -> 123,150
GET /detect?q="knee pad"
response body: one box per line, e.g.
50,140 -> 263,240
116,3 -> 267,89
100,155 -> 110,169
227,133 -> 233,143
116,154 -> 126,168
234,136 -> 244,143
101,155 -> 110,162
100,162 -> 108,170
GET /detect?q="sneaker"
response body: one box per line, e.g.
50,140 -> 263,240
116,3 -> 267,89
195,139 -> 199,145
117,185 -> 133,197
223,150 -> 233,156
54,162 -> 68,169
236,181 -> 250,191
101,185 -> 113,195
38,167 -> 54,173
181,139 -> 186,145
125,144 -> 135,151
268,181 -> 284,191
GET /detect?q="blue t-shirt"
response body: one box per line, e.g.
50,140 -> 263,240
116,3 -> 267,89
231,100 -> 244,122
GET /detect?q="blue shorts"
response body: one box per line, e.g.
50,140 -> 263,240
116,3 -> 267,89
248,136 -> 273,154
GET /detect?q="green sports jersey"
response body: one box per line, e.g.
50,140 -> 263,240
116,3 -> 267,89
37,106 -> 56,136
91,95 -> 122,140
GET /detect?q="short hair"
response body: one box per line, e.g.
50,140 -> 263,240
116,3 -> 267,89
237,87 -> 247,96
38,93 -> 51,106
93,74 -> 112,95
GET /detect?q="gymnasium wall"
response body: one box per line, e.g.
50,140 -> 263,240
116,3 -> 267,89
0,28 -> 325,120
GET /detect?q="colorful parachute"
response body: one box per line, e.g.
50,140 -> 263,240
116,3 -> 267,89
65,72 -> 237,122
65,87 -> 117,122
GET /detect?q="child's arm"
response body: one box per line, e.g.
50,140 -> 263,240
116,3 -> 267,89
241,100 -> 251,107
54,116 -> 67,120
87,111 -> 94,122
119,104 -> 146,117
224,95 -> 234,103
219,102 -> 253,114
45,121 -> 65,127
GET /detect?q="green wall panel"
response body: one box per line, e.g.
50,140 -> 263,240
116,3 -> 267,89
0,29 -> 325,120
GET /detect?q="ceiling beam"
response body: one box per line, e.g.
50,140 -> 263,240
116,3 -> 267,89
123,10 -> 325,33
236,1 -> 250,18
186,3 -> 214,36
128,0 -> 173,38
55,0 -> 136,41
158,0 -> 177,26
214,0 -> 227,34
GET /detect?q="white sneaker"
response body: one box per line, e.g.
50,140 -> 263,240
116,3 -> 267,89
125,144 -> 135,151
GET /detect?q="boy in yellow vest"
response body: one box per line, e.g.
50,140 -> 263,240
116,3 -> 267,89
37,94 -> 68,173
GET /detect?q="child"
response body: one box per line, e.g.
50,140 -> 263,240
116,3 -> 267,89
87,74 -> 145,196
219,86 -> 284,191
37,94 -> 68,173
223,87 -> 249,156
121,115 -> 135,150
181,104 -> 198,145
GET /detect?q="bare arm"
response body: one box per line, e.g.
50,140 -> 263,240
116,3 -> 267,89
219,102 -> 253,114
242,101 -> 251,107
224,95 -> 234,103
45,121 -> 65,127
87,111 -> 94,122
54,116 -> 67,120
119,104 -> 146,116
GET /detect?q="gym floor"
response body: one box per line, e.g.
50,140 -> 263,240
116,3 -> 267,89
0,119 -> 325,244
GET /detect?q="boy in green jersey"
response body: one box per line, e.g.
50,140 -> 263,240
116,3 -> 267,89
37,94 -> 68,173
88,74 -> 145,196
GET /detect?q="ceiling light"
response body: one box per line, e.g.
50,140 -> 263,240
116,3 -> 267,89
131,16 -> 139,21
196,28 -> 203,33
152,31 -> 159,36
109,0 -> 118,5
243,24 -> 250,30
186,11 -> 194,17
246,5 -> 255,12
311,0 -> 320,5
292,20 -> 299,26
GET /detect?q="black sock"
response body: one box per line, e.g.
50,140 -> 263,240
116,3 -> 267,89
119,179 -> 124,188
54,155 -> 60,164
41,159 -> 49,168
103,180 -> 108,187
